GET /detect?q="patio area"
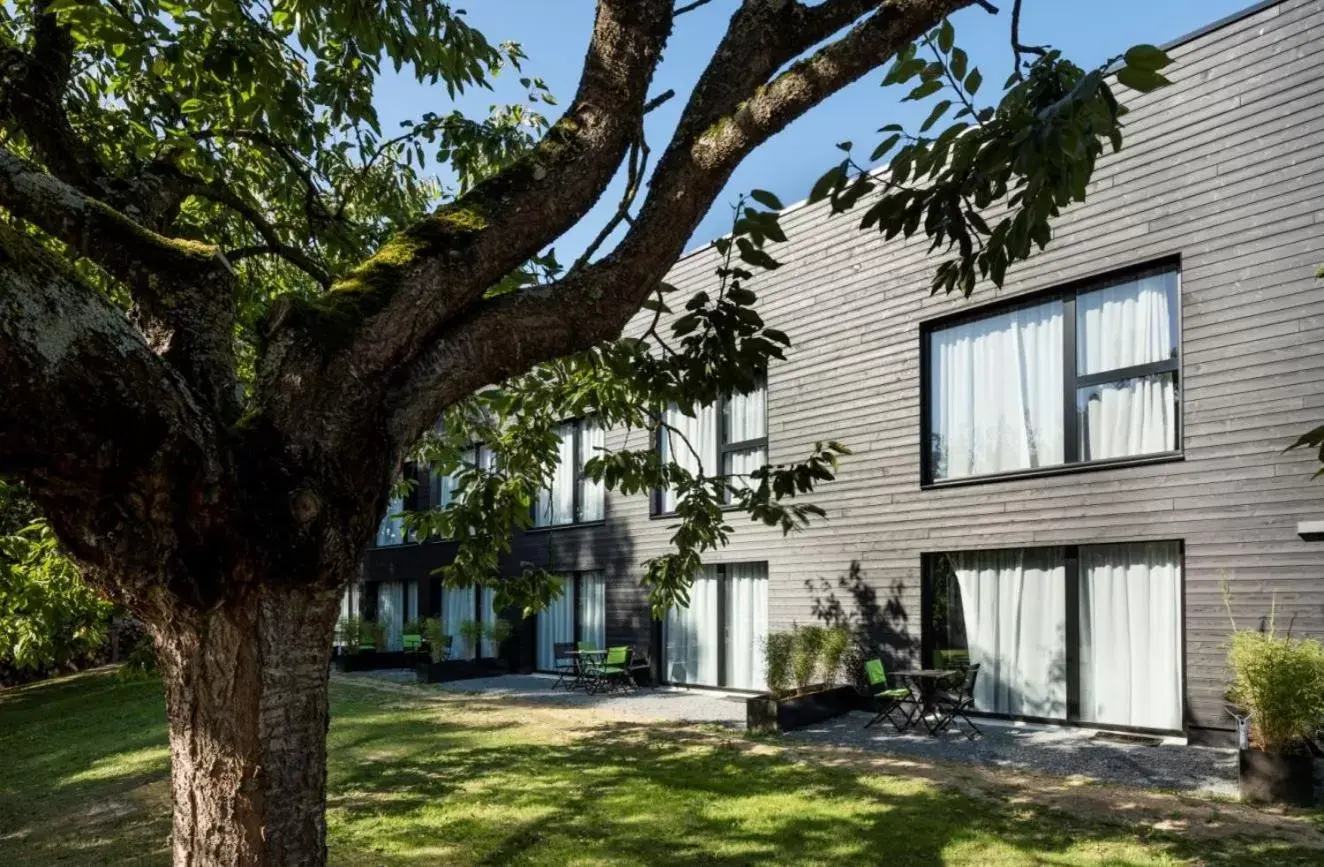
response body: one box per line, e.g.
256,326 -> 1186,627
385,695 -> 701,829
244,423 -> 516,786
340,670 -> 1239,798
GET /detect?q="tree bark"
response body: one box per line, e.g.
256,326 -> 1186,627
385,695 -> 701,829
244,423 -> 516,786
153,579 -> 343,866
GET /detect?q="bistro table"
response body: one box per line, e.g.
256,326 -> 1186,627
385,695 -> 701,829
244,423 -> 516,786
566,648 -> 607,691
898,669 -> 958,733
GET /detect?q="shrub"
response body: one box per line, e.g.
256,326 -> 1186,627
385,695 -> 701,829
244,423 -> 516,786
763,631 -> 794,697
422,617 -> 449,662
484,618 -> 512,649
335,615 -> 362,654
458,619 -> 484,657
1227,626 -> 1324,753
359,619 -> 385,651
402,618 -> 423,637
820,627 -> 850,687
792,625 -> 827,690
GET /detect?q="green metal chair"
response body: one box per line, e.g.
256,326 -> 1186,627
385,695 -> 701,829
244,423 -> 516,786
587,646 -> 633,695
402,633 -> 423,651
864,658 -> 917,732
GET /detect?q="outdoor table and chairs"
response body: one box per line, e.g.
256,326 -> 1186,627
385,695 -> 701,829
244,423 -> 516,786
864,659 -> 983,739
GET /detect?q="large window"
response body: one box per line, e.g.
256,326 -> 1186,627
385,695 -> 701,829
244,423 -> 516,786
533,419 -> 605,527
925,541 -> 1183,731
924,264 -> 1179,483
535,571 -> 607,670
662,562 -> 768,691
375,495 -> 407,547
656,375 -> 768,513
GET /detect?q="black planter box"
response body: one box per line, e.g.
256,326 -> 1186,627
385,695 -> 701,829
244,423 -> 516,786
747,684 -> 859,734
416,657 -> 511,684
333,650 -> 410,672
1239,749 -> 1317,807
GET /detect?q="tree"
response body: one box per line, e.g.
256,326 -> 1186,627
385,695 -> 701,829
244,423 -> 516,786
0,0 -> 1166,863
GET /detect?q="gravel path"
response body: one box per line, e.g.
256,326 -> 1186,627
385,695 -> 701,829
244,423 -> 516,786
343,670 -> 1237,797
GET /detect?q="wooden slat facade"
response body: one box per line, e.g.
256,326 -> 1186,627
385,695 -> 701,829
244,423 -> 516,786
366,0 -> 1324,739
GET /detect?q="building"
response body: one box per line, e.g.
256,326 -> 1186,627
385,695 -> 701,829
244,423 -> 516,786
361,0 -> 1324,744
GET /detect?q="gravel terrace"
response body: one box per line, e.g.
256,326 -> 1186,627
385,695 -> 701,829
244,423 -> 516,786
343,670 -> 1239,798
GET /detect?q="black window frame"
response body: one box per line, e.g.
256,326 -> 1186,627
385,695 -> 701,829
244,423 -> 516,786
532,570 -> 607,671
527,417 -> 606,531
651,377 -> 770,517
919,256 -> 1183,488
920,540 -> 1187,735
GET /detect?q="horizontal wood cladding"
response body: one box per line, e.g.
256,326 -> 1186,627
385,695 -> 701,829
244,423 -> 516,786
364,1 -> 1324,733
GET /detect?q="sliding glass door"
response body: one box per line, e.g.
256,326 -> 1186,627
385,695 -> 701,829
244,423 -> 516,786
533,571 -> 606,670
663,562 -> 768,691
377,581 -> 404,651
927,541 -> 1182,731
443,585 -> 477,660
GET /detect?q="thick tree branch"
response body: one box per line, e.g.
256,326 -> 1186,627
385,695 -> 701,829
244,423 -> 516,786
0,221 -> 235,609
259,0 -> 677,452
385,0 -> 969,438
0,147 -> 239,416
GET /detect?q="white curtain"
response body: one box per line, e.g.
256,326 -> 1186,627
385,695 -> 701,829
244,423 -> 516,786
336,584 -> 358,646
536,422 -> 576,526
480,585 -> 499,658
578,420 -> 605,522
660,403 -> 719,512
1076,272 -> 1176,375
443,586 -> 476,659
1077,272 -> 1178,461
580,571 -> 606,649
724,564 -> 768,691
930,301 -> 1064,480
951,548 -> 1067,718
375,495 -> 406,546
1080,542 -> 1183,730
725,378 -> 766,442
406,581 -> 419,627
377,581 -> 404,651
663,568 -> 720,686
536,577 -> 576,670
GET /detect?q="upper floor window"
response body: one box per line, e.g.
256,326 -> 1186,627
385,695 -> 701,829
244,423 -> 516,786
656,374 -> 768,513
430,443 -> 493,511
375,494 -> 407,547
924,264 -> 1179,484
533,418 -> 604,527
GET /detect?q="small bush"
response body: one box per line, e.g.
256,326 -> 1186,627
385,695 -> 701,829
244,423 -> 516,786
402,618 -> 423,636
792,625 -> 827,691
336,615 -> 362,654
1227,626 -> 1324,753
359,619 -> 385,651
458,619 -> 484,657
422,617 -> 449,663
484,618 -> 512,649
763,631 -> 794,697
820,627 -> 850,687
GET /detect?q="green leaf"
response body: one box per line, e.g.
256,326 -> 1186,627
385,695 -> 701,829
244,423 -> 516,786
835,140 -> 853,152
1123,44 -> 1171,71
920,100 -> 952,133
937,19 -> 955,54
869,133 -> 901,162
749,189 -> 784,210
963,69 -> 983,96
950,47 -> 968,81
1117,66 -> 1171,94
905,79 -> 943,102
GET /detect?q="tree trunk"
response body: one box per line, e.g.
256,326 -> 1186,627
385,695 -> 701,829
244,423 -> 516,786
154,579 -> 344,866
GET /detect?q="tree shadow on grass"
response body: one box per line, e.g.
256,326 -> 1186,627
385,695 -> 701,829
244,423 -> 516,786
324,698 -> 1324,867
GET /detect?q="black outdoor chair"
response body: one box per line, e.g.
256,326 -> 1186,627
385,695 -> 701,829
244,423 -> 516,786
927,663 -> 982,739
550,642 -> 577,689
627,646 -> 655,689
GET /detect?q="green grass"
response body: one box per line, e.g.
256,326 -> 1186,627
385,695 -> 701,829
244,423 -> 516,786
1,670 -> 1321,865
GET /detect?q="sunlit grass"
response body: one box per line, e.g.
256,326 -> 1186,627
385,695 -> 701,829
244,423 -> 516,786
1,669 -> 1321,865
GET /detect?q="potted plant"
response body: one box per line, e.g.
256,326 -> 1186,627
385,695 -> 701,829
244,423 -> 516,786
1226,617 -> 1324,806
483,618 -> 514,670
333,616 -> 386,672
457,618 -> 484,660
747,626 -> 858,734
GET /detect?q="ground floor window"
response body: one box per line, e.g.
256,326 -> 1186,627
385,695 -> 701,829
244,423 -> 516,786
925,541 -> 1182,731
662,562 -> 768,691
535,571 -> 607,670
442,584 -> 478,660
374,580 -> 420,651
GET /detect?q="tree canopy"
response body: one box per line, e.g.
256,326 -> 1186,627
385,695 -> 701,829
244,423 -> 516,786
0,0 -> 1173,862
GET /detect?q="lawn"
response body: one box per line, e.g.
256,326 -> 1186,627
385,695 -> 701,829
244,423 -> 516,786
2,671 -> 1322,865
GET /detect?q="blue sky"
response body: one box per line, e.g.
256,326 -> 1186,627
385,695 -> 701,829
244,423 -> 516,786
377,0 -> 1253,261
